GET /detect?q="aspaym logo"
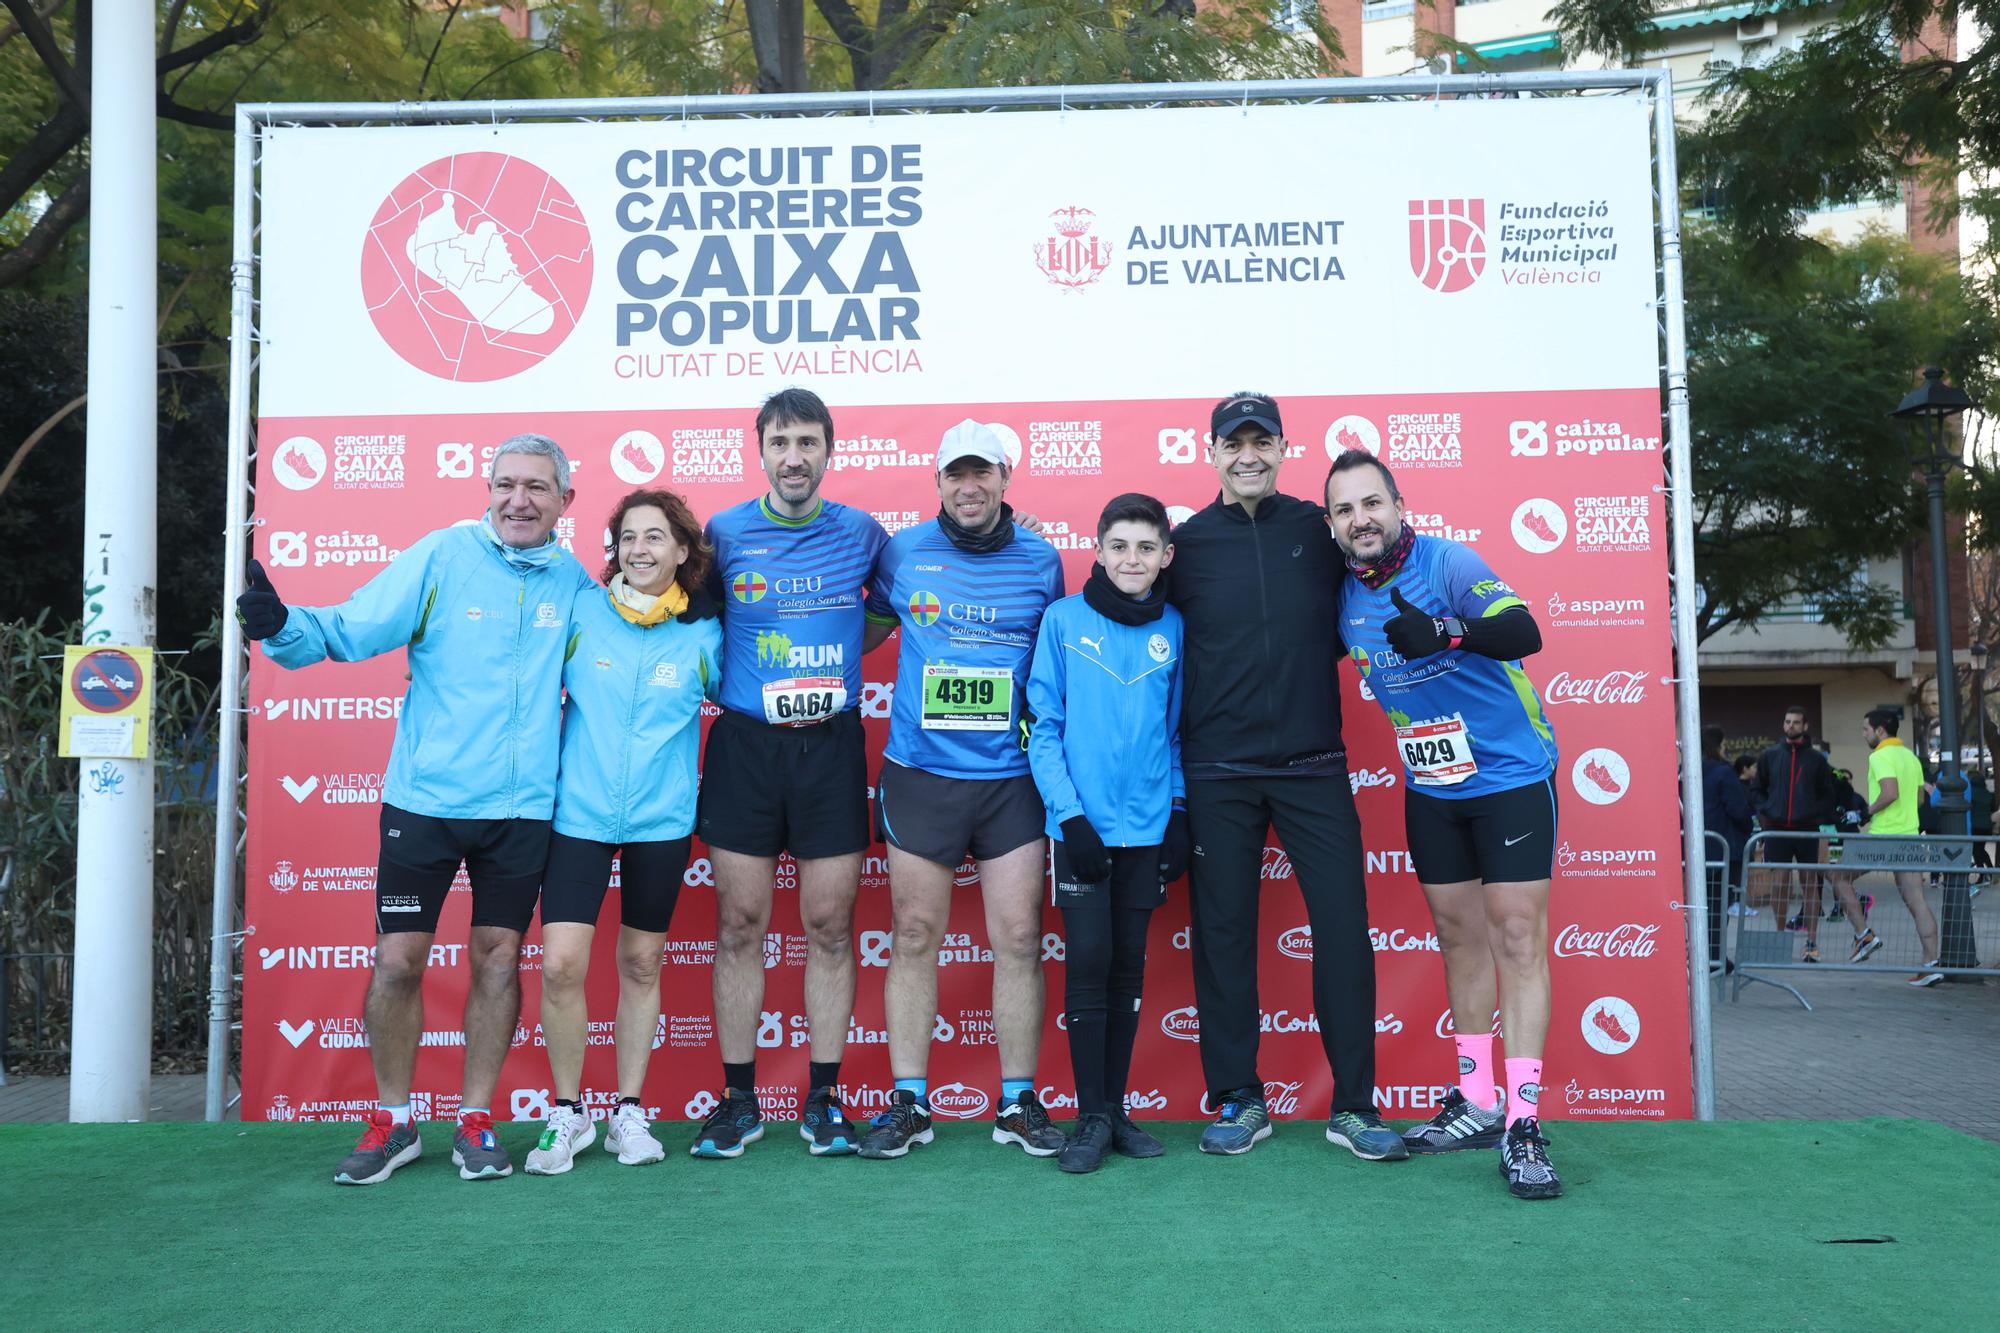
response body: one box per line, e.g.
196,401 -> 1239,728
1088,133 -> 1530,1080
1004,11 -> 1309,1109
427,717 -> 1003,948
1409,198 -> 1487,293
360,152 -> 593,382
1510,497 -> 1568,554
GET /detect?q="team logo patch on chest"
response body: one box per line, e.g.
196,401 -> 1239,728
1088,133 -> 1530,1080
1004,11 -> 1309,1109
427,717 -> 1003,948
650,662 -> 681,688
1147,633 -> 1170,663
532,601 -> 560,628
731,571 -> 768,603
908,591 -> 941,626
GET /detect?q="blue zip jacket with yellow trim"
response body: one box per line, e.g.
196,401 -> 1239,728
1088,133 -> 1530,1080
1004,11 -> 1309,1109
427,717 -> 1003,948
554,589 -> 722,845
261,520 -> 595,820
1026,592 -> 1185,846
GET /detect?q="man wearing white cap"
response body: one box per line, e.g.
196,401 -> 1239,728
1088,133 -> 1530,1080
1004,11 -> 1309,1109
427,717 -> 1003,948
857,420 -> 1068,1160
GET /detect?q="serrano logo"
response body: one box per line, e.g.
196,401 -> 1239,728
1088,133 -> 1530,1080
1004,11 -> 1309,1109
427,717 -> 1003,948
907,591 -> 941,626
1510,498 -> 1568,554
1581,995 -> 1641,1055
731,571 -> 768,603
928,1082 -> 991,1119
1031,206 -> 1114,290
1409,198 -> 1487,293
609,429 -> 665,484
1160,1005 -> 1201,1041
361,152 -> 592,381
1277,926 -> 1313,960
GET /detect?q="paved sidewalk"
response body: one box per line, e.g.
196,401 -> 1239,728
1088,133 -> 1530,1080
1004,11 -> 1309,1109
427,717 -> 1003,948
6,973 -> 1997,1139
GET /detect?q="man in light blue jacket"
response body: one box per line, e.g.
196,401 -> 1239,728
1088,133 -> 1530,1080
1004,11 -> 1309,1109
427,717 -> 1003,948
237,433 -> 595,1186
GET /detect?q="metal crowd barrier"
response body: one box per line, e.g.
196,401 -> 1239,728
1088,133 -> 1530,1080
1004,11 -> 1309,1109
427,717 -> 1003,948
1730,830 -> 1995,1005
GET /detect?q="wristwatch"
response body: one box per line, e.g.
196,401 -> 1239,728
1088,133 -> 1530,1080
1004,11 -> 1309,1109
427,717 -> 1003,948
1440,615 -> 1467,649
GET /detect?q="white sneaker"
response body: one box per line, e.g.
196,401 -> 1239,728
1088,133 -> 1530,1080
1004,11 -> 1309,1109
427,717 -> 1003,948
605,1101 -> 666,1165
1908,961 -> 1945,988
524,1103 -> 597,1175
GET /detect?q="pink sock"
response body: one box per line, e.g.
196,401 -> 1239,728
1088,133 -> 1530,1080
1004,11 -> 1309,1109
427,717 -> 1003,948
1504,1057 -> 1544,1128
1454,1033 -> 1497,1111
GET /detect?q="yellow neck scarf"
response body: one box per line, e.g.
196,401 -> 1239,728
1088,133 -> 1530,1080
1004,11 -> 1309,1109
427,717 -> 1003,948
608,574 -> 688,626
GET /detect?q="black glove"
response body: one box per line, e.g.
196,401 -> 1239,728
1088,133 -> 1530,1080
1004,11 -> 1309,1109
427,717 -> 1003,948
1158,807 -> 1191,883
676,584 -> 719,623
1059,816 -> 1112,884
236,559 -> 288,640
1384,586 -> 1451,660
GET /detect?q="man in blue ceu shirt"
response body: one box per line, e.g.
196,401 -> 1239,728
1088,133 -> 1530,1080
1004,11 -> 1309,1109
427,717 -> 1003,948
237,433 -> 595,1188
857,420 -> 1068,1161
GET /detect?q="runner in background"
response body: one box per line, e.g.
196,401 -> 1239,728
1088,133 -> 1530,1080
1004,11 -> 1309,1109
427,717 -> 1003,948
1325,448 -> 1564,1200
691,388 -> 895,1159
1860,709 -> 1943,987
1026,493 -> 1188,1174
525,489 -> 721,1175
858,421 -> 1067,1161
238,433 -> 595,1185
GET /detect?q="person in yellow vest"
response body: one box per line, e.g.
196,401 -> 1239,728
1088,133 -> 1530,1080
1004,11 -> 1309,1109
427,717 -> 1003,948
1861,709 -> 1942,986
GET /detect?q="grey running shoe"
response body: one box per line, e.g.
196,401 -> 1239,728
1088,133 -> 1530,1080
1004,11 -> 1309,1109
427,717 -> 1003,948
605,1101 -> 666,1165
1498,1116 -> 1562,1199
1327,1108 -> 1410,1161
451,1110 -> 513,1180
993,1088 -> 1066,1157
524,1103 -> 596,1176
857,1088 -> 934,1159
1848,929 -> 1883,964
1058,1114 -> 1114,1174
1401,1089 -> 1504,1154
1198,1090 -> 1271,1155
333,1109 -> 421,1186
1109,1109 -> 1164,1159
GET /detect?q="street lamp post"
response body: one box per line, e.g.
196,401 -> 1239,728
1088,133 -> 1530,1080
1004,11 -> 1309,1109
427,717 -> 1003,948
1972,641 -> 1989,777
1892,366 -> 1978,968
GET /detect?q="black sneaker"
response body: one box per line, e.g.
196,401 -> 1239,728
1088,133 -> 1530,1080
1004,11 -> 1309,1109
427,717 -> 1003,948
1058,1114 -> 1114,1174
1401,1088 -> 1504,1154
689,1089 -> 764,1160
799,1085 -> 859,1157
1498,1116 -> 1563,1200
1109,1109 -> 1164,1159
993,1087 -> 1066,1157
334,1108 -> 421,1185
450,1110 -> 513,1181
858,1088 -> 934,1159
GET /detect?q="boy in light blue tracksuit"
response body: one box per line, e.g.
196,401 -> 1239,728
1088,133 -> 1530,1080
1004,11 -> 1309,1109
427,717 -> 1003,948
1026,493 -> 1190,1174
527,488 -> 723,1176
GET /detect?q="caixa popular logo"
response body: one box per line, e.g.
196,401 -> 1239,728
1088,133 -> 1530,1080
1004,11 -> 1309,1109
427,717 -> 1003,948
927,1082 -> 991,1119
1160,1005 -> 1201,1042
1031,206 -> 1114,290
360,152 -> 593,382
1409,198 -> 1487,293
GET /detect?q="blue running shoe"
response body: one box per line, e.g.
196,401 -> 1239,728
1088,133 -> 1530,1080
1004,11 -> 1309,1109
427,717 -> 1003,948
857,1088 -> 934,1159
1326,1108 -> 1410,1161
1197,1090 -> 1271,1155
800,1085 -> 859,1156
690,1089 -> 764,1160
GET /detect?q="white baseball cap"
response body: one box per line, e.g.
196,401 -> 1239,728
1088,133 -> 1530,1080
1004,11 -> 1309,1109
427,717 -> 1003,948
935,419 -> 1011,473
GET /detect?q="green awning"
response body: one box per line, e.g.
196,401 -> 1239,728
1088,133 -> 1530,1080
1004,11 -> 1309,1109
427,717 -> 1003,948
1459,31 -> 1559,61
1456,1 -> 1798,62
1653,1 -> 1760,30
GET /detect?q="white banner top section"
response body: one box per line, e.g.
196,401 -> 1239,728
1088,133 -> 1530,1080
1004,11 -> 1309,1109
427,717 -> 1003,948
258,97 -> 1657,415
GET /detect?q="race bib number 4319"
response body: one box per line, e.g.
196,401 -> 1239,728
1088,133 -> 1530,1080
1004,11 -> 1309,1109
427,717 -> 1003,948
920,664 -> 1013,731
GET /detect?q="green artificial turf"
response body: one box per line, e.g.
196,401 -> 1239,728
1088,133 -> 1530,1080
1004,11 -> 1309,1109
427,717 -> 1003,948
3,1119 -> 1996,1330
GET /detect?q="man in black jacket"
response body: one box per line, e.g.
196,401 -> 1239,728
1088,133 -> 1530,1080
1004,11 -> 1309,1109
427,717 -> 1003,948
1749,706 -> 1836,960
1162,392 -> 1400,1161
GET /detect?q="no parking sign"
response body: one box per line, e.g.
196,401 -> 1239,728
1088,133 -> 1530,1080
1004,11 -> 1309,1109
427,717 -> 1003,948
59,645 -> 153,759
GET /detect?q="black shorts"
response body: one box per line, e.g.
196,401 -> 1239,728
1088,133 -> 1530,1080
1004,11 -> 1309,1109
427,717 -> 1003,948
540,832 -> 691,933
1053,841 -> 1166,910
876,761 -> 1045,869
1404,777 -> 1557,886
375,803 -> 549,936
697,707 -> 870,859
1761,831 -> 1825,866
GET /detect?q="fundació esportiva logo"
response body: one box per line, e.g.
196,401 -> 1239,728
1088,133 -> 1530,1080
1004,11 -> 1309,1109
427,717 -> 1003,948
361,153 -> 593,381
1408,198 -> 1487,293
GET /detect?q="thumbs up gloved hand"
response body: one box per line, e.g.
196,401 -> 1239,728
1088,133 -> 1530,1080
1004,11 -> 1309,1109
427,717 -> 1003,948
1383,586 -> 1453,660
1059,816 -> 1113,884
235,559 -> 289,640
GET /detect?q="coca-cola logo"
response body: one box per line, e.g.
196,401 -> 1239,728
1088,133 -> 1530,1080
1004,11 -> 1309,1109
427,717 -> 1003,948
1543,669 -> 1649,705
927,1082 -> 991,1119
1553,922 -> 1660,959
1199,1080 -> 1303,1117
1261,846 -> 1292,881
1160,1005 -> 1201,1041
1277,925 -> 1313,959
1435,1007 -> 1504,1040
1371,927 -> 1441,953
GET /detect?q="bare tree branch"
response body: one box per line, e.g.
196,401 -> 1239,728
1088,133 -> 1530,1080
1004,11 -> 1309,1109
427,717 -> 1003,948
457,39 -> 560,100
157,11 -> 264,75
160,0 -> 189,58
0,99 -> 86,218
416,1 -> 464,98
0,0 -> 67,53
812,0 -> 872,91
0,171 -> 86,288
156,94 -> 232,131
3,0 -> 88,108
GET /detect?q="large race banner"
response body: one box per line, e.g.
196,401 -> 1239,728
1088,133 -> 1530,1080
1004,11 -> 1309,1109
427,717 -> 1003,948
242,95 -> 1688,1128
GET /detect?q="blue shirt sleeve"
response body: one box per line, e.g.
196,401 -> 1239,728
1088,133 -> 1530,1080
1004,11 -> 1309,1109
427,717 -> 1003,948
1167,612 -> 1186,802
262,528 -> 445,669
1026,607 -> 1084,827
1437,541 -> 1528,620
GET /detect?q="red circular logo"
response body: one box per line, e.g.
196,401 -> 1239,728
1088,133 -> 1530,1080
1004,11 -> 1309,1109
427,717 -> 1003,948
360,153 -> 592,382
